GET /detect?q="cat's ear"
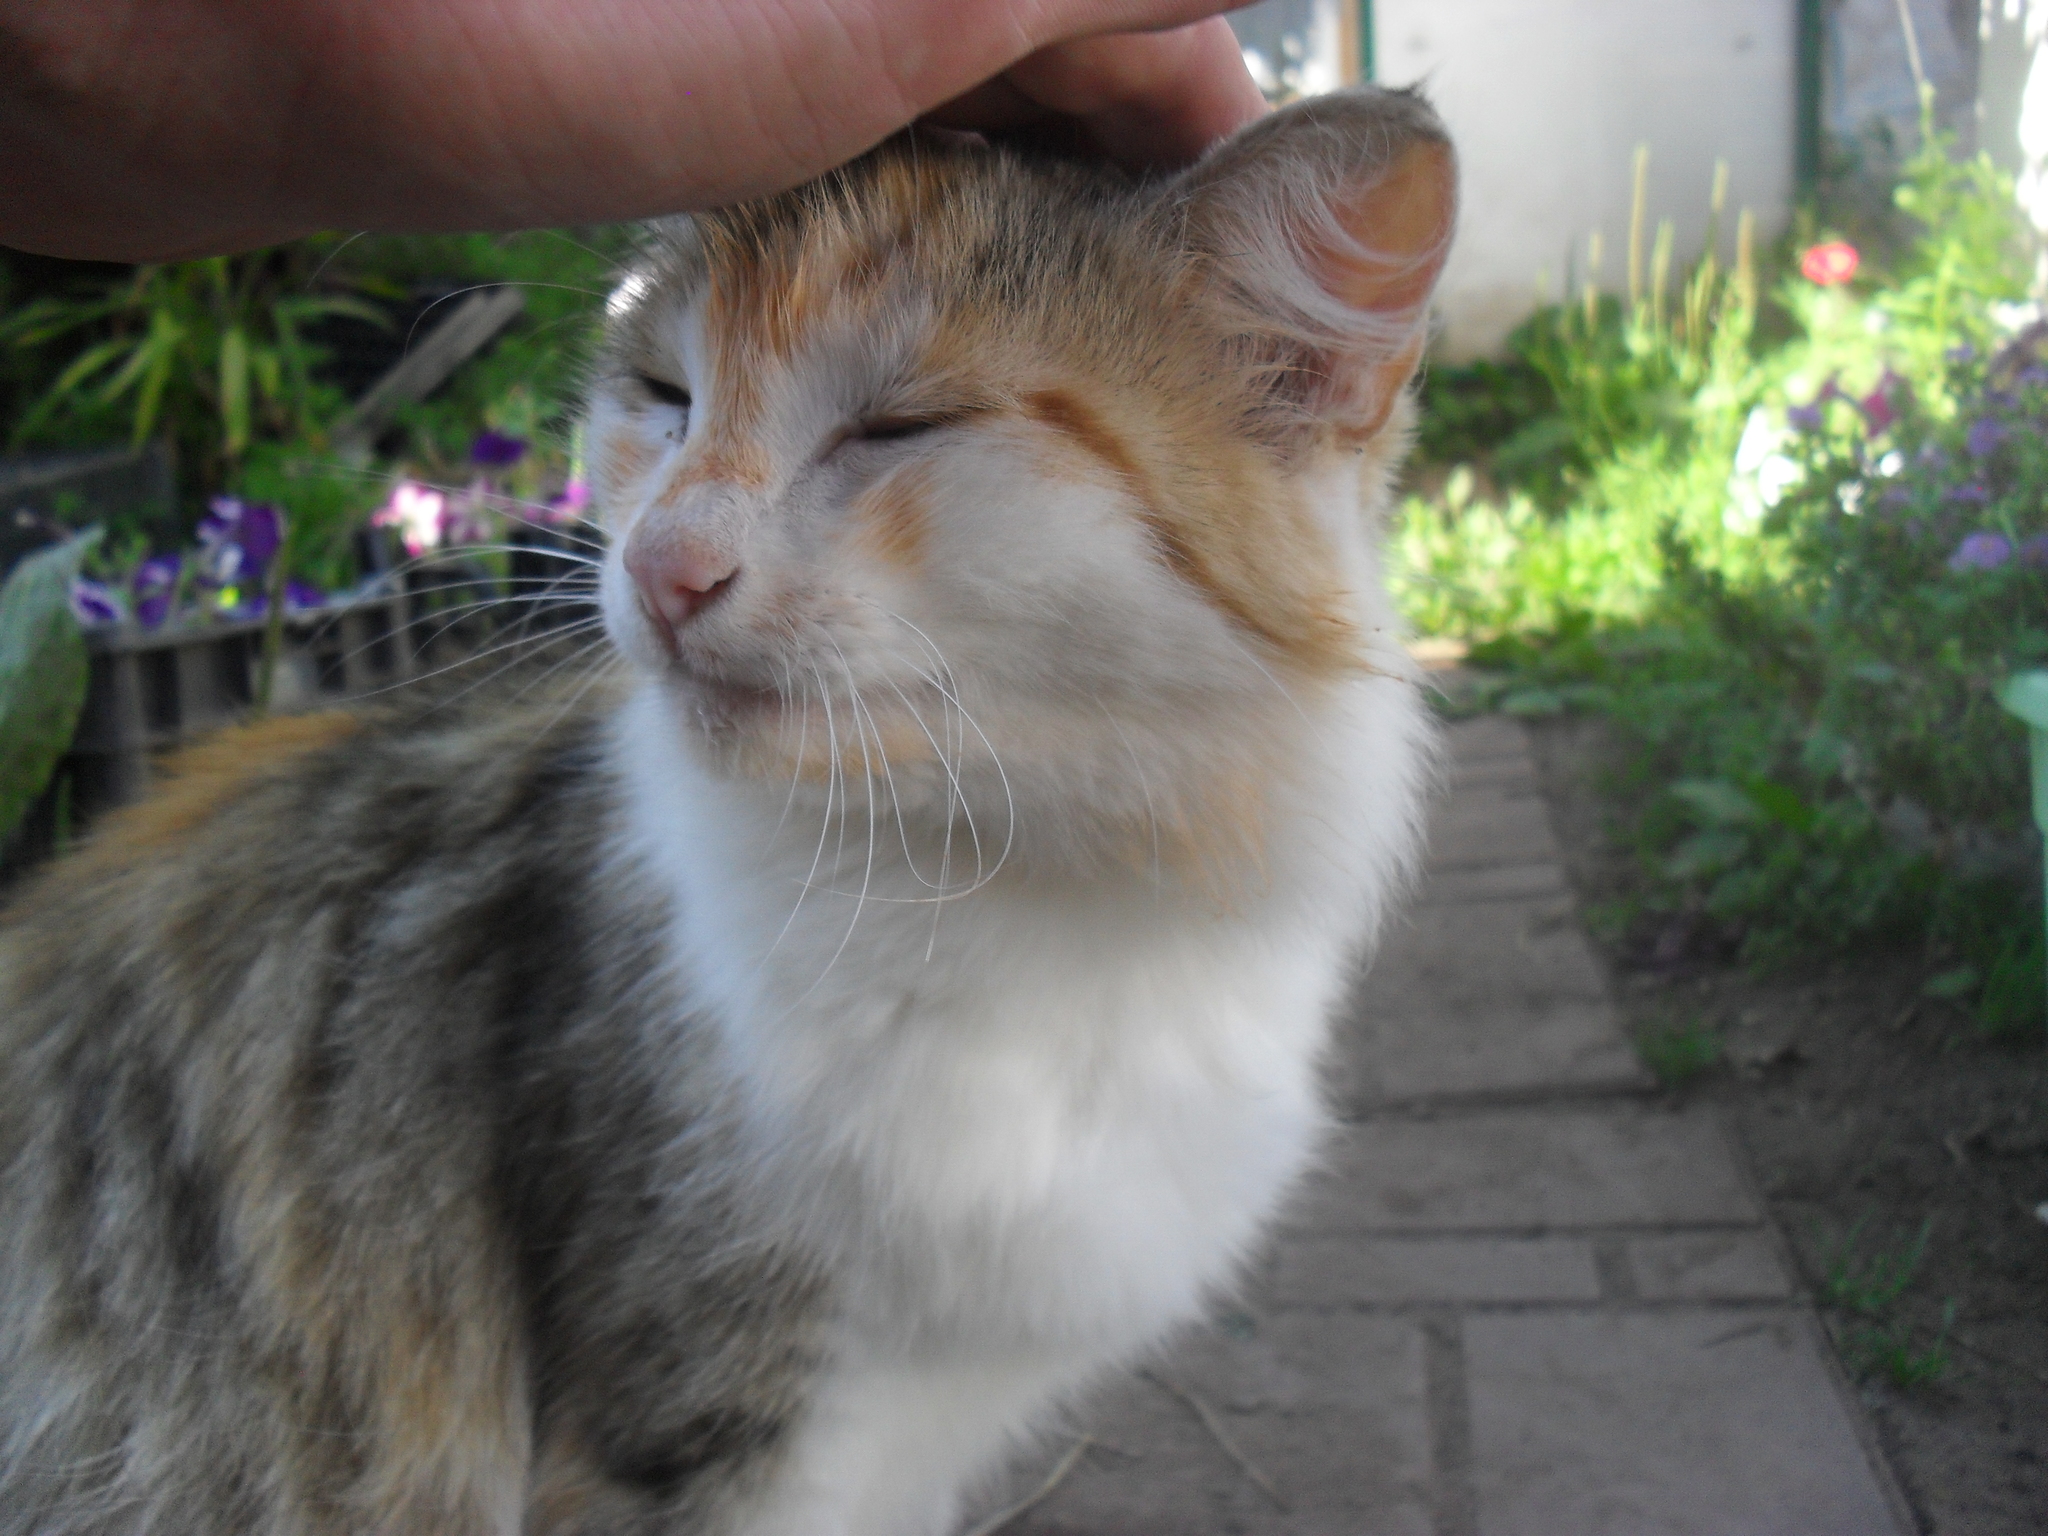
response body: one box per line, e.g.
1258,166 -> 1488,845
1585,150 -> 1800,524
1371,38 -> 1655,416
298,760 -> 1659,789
1167,88 -> 1457,444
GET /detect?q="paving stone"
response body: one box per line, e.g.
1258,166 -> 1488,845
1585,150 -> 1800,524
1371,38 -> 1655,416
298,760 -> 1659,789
1366,896 -> 1607,1011
1448,754 -> 1540,789
1464,1309 -> 1910,1536
1270,1235 -> 1600,1307
1427,784 -> 1562,869
1443,714 -> 1531,765
992,1312 -> 1434,1536
1344,897 -> 1647,1101
1414,860 -> 1568,906
1290,1107 -> 1758,1234
1627,1231 -> 1793,1301
1339,994 -> 1647,1108
961,700 -> 1907,1536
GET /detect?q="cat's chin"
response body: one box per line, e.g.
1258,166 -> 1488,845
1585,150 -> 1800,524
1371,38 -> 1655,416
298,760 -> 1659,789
657,663 -> 785,735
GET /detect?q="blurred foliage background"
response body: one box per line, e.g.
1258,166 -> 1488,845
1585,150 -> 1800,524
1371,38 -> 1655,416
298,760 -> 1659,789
1392,108 -> 2046,1037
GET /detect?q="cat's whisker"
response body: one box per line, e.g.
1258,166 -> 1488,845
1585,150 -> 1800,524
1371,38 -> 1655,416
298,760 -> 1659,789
809,644 -> 884,994
761,662 -> 844,965
827,614 -> 980,897
766,654 -> 810,850
387,538 -> 605,574
397,280 -> 610,353
533,646 -> 630,739
393,617 -> 611,715
827,637 -> 952,897
508,628 -> 622,710
869,607 -> 1015,896
340,605 -> 603,702
321,570 -> 601,674
868,671 -> 971,893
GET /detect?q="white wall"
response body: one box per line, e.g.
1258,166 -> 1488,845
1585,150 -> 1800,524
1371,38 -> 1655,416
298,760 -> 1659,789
1231,0 -> 1358,100
1373,0 -> 1798,358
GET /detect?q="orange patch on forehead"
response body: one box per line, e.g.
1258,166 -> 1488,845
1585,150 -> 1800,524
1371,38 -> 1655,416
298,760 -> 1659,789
1025,388 -> 1142,486
1022,385 -> 1360,678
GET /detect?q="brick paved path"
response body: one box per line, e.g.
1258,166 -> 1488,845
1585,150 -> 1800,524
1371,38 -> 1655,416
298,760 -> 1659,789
968,714 -> 1915,1536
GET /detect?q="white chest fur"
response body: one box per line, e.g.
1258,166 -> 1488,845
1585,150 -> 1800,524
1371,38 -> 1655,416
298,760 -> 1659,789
612,668 -> 1430,1533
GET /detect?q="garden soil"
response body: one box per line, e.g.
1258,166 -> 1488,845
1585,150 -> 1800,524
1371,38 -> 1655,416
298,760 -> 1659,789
1526,713 -> 2048,1536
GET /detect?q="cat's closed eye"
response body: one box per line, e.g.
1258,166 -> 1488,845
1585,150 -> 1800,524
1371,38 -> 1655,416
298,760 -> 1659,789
638,374 -> 691,411
846,415 -> 950,443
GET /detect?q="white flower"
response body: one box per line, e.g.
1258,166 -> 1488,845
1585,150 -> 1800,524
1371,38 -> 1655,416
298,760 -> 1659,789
372,481 -> 446,557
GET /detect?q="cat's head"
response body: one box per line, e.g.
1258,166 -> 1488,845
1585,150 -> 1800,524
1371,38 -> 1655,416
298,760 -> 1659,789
586,88 -> 1455,881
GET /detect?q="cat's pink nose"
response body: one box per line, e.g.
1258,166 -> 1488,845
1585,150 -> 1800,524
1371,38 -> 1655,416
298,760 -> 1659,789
624,531 -> 739,633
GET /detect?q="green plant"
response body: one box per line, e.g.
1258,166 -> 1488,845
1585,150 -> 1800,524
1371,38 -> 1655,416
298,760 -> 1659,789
335,227 -> 632,484
1401,101 -> 2048,1010
0,530 -> 98,846
1846,1309 -> 1955,1389
1814,1216 -> 1954,1386
2,250 -> 384,507
1634,1014 -> 1721,1086
1818,1215 -> 1932,1318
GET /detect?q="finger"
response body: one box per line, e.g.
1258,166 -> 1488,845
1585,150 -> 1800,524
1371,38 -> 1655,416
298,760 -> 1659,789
941,18 -> 1268,171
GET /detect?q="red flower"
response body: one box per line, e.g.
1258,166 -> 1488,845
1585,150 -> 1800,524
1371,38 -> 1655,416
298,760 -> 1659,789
1800,241 -> 1860,287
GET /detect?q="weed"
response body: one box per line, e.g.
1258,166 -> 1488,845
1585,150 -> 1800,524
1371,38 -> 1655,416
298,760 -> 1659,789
1845,1302 -> 1956,1389
1814,1218 -> 1954,1387
1817,1216 -> 1931,1317
1634,1015 -> 1721,1085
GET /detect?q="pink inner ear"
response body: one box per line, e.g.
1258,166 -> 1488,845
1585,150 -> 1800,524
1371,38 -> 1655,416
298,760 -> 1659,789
1318,141 -> 1457,318
1305,140 -> 1455,437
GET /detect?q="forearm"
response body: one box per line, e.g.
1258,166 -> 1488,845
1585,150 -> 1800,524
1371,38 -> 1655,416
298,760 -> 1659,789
0,0 -> 1259,260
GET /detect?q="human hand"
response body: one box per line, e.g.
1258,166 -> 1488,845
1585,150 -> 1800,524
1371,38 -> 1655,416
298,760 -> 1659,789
0,0 -> 1267,261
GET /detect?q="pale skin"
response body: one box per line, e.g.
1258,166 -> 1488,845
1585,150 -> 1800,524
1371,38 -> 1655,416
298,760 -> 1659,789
0,0 -> 1270,262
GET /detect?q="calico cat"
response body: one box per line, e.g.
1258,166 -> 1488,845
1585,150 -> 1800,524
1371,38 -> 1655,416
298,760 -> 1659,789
0,87 -> 1455,1535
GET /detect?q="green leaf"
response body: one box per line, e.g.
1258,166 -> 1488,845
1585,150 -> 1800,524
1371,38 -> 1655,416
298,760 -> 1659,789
132,340 -> 177,448
48,335 -> 133,397
0,531 -> 101,848
92,319 -> 168,405
220,324 -> 251,456
1743,778 -> 1817,834
1921,966 -> 1981,1002
1671,778 -> 1763,826
1499,687 -> 1567,716
1666,828 -> 1751,879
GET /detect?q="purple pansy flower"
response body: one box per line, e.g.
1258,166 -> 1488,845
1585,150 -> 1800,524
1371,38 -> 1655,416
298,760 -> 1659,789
2019,532 -> 2048,568
470,430 -> 528,468
1966,418 -> 2008,459
1946,482 -> 1992,505
132,552 -> 182,627
69,577 -> 124,627
197,497 -> 282,587
1948,531 -> 2014,572
1786,404 -> 1824,434
285,579 -> 327,613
